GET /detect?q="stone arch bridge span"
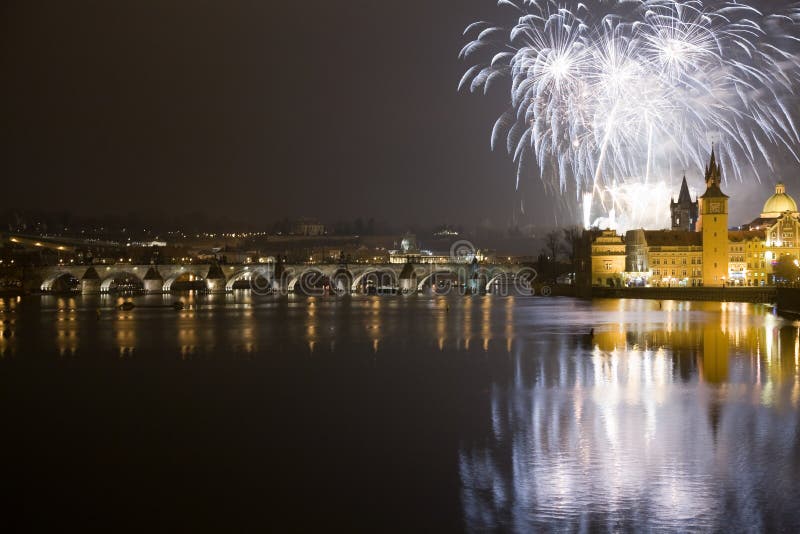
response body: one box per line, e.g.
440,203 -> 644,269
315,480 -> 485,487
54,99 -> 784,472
36,262 -> 535,295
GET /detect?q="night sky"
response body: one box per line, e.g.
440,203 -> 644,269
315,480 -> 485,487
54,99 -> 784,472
0,1 -> 792,228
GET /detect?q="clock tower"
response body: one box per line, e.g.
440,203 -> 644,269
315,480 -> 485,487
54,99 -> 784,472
699,149 -> 729,287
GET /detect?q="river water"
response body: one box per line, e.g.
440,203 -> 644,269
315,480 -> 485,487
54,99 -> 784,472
2,294 -> 799,531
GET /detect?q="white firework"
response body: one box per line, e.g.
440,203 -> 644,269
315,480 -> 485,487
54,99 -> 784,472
461,0 -> 800,230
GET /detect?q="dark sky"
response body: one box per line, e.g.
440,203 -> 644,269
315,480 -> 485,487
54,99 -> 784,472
0,0 -> 541,229
0,1 -> 789,229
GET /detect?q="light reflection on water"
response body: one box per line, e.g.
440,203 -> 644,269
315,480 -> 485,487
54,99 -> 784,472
2,294 -> 800,529
459,299 -> 800,532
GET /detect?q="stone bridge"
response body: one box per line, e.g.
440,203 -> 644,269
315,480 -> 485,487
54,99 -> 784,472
36,262 -> 537,295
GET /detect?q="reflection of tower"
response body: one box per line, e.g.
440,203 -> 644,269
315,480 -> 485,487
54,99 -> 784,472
699,150 -> 729,287
700,322 -> 729,384
701,321 -> 728,443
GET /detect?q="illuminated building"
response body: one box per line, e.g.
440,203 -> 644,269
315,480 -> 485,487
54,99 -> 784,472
590,229 -> 626,287
291,218 -> 326,236
698,152 -> 729,286
589,150 -> 791,287
387,233 -> 487,265
670,176 -> 698,231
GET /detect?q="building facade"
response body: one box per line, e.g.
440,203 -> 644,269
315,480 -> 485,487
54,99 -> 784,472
590,230 -> 626,287
699,152 -> 729,287
670,176 -> 698,231
589,150 -> 798,287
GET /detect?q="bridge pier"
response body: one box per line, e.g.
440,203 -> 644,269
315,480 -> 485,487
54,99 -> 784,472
398,263 -> 416,294
80,267 -> 101,294
206,263 -> 227,293
143,266 -> 164,293
271,261 -> 288,294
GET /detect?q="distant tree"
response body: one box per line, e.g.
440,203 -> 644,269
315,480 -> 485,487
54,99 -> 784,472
773,256 -> 800,284
562,226 -> 583,265
544,230 -> 562,263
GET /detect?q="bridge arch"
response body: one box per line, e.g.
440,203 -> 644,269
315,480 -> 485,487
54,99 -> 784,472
40,271 -> 79,292
163,271 -> 206,292
288,268 -> 328,295
351,269 -> 379,292
485,271 -> 512,293
357,269 -> 397,294
417,269 -> 457,292
100,271 -> 144,292
225,269 -> 252,290
225,267 -> 274,291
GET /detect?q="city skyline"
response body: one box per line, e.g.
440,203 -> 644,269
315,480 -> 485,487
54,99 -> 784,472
5,2 -> 800,530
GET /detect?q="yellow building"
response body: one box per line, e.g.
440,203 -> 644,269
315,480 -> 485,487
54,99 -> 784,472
730,231 -> 766,286
638,231 -> 702,287
746,182 -> 800,284
698,152 -> 729,287
590,229 -> 626,287
589,150 -> 793,287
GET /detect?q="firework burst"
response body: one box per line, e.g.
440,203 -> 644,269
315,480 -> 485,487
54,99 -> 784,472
461,0 -> 800,229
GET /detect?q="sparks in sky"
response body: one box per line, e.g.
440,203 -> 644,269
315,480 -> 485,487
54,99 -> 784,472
461,0 -> 800,230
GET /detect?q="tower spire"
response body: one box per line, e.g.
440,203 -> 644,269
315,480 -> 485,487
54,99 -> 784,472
671,174 -> 699,231
705,146 -> 721,188
677,175 -> 692,204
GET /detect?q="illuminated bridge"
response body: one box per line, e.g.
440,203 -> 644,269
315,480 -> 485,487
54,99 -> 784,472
35,262 -> 536,295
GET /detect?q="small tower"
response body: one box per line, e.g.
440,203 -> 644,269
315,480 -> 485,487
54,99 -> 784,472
699,149 -> 729,287
670,175 -> 698,231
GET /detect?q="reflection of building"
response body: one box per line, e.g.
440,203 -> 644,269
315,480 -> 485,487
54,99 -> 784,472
700,322 -> 729,384
589,150 -> 796,287
457,300 -> 800,532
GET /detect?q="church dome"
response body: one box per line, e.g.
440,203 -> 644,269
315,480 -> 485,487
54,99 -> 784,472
761,182 -> 797,217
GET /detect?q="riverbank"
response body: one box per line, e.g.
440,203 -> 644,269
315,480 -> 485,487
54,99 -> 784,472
775,287 -> 800,316
592,286 -> 776,303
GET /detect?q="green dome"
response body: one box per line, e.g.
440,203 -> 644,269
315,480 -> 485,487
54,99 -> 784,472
762,183 -> 797,217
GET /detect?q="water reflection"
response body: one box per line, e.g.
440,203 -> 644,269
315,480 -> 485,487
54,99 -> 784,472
0,297 -> 17,358
5,292 -> 515,361
459,300 -> 800,531
4,294 -> 800,529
